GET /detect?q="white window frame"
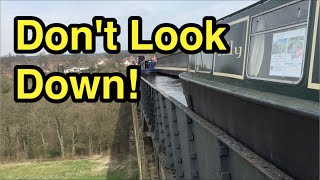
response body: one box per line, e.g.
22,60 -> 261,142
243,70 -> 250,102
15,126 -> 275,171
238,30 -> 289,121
307,0 -> 320,90
212,16 -> 250,80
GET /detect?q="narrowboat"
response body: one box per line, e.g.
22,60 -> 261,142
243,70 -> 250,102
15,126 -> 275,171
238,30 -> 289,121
138,56 -> 156,74
155,52 -> 188,76
178,0 -> 319,179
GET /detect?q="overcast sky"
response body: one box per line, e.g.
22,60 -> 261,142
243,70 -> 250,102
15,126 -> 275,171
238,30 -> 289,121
0,1 -> 257,56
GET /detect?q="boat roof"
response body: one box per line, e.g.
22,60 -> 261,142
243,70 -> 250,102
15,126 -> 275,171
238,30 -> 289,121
217,0 -> 269,22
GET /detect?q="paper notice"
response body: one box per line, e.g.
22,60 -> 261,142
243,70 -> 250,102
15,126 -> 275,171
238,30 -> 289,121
270,27 -> 306,78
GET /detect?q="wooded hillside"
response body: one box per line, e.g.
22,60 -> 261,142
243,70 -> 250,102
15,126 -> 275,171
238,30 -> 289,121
0,53 -> 136,161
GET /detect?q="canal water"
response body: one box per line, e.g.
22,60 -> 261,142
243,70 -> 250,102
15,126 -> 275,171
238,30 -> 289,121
143,74 -> 187,106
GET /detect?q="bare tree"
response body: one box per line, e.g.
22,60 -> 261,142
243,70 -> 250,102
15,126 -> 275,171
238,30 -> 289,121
48,103 -> 69,158
30,100 -> 50,158
0,53 -> 134,161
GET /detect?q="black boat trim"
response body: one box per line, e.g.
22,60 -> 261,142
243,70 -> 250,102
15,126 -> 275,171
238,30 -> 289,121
155,67 -> 187,71
179,72 -> 319,119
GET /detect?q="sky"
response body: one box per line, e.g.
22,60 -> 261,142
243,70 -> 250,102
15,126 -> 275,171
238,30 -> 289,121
0,1 -> 257,56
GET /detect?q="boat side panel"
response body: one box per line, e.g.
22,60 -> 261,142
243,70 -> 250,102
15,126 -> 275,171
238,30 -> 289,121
181,77 -> 319,180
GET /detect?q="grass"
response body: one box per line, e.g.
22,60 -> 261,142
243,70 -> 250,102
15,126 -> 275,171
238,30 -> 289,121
0,155 -> 139,180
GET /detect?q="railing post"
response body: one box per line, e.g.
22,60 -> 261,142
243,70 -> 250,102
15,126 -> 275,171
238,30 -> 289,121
166,101 -> 184,179
175,108 -> 199,179
218,140 -> 231,180
154,91 -> 161,145
158,94 -> 174,171
186,117 -> 199,179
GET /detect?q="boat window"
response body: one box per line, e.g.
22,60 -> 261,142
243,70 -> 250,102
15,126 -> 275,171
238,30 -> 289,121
196,52 -> 213,73
251,1 -> 309,34
188,54 -> 196,71
247,1 -> 309,84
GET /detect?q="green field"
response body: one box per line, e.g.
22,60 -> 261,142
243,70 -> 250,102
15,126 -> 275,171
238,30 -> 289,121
0,155 -> 139,180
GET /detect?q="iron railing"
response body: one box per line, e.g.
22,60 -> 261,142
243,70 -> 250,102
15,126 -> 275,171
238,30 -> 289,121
138,77 -> 293,180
